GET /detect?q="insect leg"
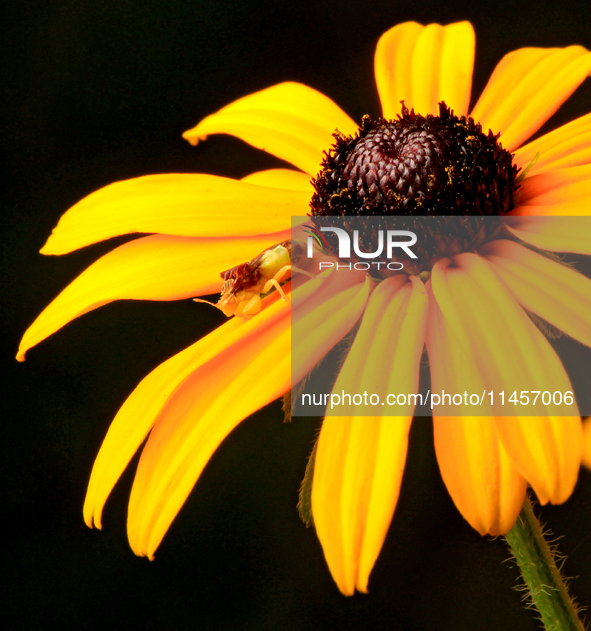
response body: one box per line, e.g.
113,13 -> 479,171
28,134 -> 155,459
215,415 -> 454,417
263,278 -> 288,301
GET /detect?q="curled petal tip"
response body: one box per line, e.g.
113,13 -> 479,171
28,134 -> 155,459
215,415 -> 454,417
83,505 -> 102,530
17,337 -> 31,361
39,243 -> 65,257
39,232 -> 63,255
355,582 -> 369,595
336,579 -> 355,597
181,130 -> 204,146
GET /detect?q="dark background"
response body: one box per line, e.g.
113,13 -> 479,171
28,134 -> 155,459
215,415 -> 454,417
3,1 -> 591,629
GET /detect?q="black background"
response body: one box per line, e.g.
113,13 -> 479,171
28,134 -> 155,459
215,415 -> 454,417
3,1 -> 591,629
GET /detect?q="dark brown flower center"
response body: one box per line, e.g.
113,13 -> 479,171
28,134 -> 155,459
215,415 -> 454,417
309,103 -> 519,275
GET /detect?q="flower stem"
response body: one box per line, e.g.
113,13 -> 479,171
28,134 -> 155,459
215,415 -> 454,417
504,494 -> 586,631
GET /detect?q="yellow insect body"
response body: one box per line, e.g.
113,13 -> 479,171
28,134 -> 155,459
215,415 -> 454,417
196,240 -> 307,318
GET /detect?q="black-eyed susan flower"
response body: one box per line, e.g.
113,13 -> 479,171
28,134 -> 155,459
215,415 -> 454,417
18,21 -> 591,596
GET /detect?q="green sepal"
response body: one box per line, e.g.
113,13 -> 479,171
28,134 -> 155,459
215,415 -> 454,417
515,151 -> 540,184
297,438 -> 318,527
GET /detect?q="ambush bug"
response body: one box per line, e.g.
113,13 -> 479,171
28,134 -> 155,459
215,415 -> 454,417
195,240 -> 314,318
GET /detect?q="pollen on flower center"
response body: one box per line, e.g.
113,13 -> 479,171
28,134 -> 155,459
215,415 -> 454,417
310,103 -> 519,275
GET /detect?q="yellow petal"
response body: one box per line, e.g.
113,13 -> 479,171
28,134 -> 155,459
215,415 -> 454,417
17,232 -> 290,361
85,277 -> 306,531
433,417 -> 527,535
374,21 -> 423,119
241,168 -> 313,191
471,48 -> 554,129
431,254 -> 582,505
495,415 -> 582,505
375,21 -> 475,119
504,216 -> 591,254
41,174 -> 309,255
430,254 -> 573,402
510,202 -> 591,216
517,164 -> 591,205
583,418 -> 591,469
471,46 -> 591,151
426,282 -> 526,534
128,271 -> 371,558
291,269 -> 372,381
514,112 -> 591,176
183,82 -> 358,176
127,302 -> 291,558
83,314 -> 255,529
480,239 -> 591,348
313,276 -> 428,594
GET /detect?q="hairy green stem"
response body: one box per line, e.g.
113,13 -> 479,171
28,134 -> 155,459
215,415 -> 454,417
504,494 -> 585,631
